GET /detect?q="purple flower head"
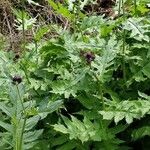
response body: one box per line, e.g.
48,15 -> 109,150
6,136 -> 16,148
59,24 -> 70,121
84,52 -> 95,64
80,50 -> 95,64
12,75 -> 22,85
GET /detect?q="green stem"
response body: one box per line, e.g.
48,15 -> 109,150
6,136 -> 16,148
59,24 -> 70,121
14,2 -> 26,149
134,0 -> 137,16
16,85 -> 25,113
34,40 -> 39,64
118,0 -> 121,16
73,1 -> 80,33
122,29 -> 126,83
21,9 -> 26,52
19,117 -> 27,150
122,0 -> 126,83
14,85 -> 27,150
122,0 -> 125,20
14,117 -> 27,150
34,40 -> 38,54
99,119 -> 109,150
20,64 -> 30,84
72,3 -> 77,32
93,73 -> 105,110
99,83 -> 105,110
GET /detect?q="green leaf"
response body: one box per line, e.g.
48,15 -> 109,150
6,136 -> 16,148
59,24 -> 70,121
25,116 -> 40,131
53,124 -> 68,134
125,114 -> 133,124
24,129 -> 43,143
0,102 -> 12,117
47,0 -> 75,21
0,121 -> 12,133
38,100 -> 63,114
77,93 -> 101,110
142,62 -> 150,78
71,116 -> 86,132
114,112 -> 125,124
34,25 -> 50,42
92,35 -> 119,82
54,115 -> 98,143
99,100 -> 150,124
99,111 -> 114,120
132,126 -> 150,140
110,124 -> 128,135
123,18 -> 149,42
138,91 -> 150,99
51,135 -> 68,147
40,42 -> 67,57
56,141 -> 76,150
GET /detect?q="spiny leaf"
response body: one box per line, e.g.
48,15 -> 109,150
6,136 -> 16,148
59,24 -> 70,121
99,100 -> 150,124
123,18 -> 149,42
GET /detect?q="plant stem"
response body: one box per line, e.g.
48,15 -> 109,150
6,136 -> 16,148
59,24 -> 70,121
34,40 -> 39,64
21,10 -> 26,52
121,0 -> 126,83
20,64 -> 30,84
100,84 -> 105,110
14,117 -> 27,150
93,73 -> 105,110
122,0 -> 125,20
134,0 -> 137,16
19,117 -> 27,150
99,119 -> 109,150
122,29 -> 126,83
118,0 -> 121,16
14,1 -> 26,149
16,85 -> 25,113
14,85 -> 27,150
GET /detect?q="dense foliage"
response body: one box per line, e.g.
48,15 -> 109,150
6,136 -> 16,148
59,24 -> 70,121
0,0 -> 150,150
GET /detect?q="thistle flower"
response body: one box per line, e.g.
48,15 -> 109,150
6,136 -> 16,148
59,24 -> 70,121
12,75 -> 22,85
13,54 -> 20,62
80,51 -> 95,64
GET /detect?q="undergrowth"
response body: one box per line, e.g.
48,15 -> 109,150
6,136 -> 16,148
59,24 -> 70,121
0,0 -> 150,150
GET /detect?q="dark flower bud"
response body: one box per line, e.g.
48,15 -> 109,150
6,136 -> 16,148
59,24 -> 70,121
12,75 -> 22,85
15,54 -> 20,59
80,50 -> 95,64
13,54 -> 20,62
84,52 -> 95,64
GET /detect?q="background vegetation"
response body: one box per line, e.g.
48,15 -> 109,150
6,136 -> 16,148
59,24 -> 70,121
0,0 -> 150,150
